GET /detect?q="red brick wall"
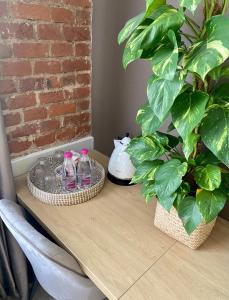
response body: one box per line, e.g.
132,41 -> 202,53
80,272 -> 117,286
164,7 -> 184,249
0,0 -> 92,157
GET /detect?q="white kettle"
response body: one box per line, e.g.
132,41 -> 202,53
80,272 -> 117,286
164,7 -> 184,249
107,136 -> 135,185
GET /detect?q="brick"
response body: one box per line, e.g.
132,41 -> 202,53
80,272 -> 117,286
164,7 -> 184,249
76,73 -> 90,85
0,1 -> 7,17
64,112 -> 89,125
13,43 -> 49,58
38,24 -> 62,40
7,93 -> 36,110
0,44 -> 12,58
74,87 -> 90,99
24,107 -> 47,122
0,23 -> 33,39
39,119 -> 60,133
62,59 -> 90,73
10,124 -> 37,138
47,77 -> 61,89
0,80 -> 16,94
34,61 -> 61,74
0,23 -> 14,39
20,78 -> 45,92
4,112 -> 21,127
61,74 -> 75,87
63,26 -> 90,41
15,23 -> 34,39
51,42 -> 73,57
34,133 -> 55,147
11,3 -> 50,21
8,140 -> 31,154
78,100 -> 90,111
75,9 -> 91,26
39,91 -> 64,104
76,124 -> 91,136
75,43 -> 90,57
51,8 -> 74,23
56,128 -> 75,141
2,61 -> 32,76
48,103 -> 76,117
64,0 -> 91,8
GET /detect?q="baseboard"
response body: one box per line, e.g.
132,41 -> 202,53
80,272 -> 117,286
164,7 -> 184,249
12,136 -> 94,177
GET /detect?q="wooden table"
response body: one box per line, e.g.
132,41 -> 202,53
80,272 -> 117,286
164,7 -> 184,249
16,151 -> 229,300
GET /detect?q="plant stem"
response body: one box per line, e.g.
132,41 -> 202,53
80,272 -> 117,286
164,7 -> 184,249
185,15 -> 200,29
181,32 -> 195,43
222,0 -> 229,14
185,17 -> 199,37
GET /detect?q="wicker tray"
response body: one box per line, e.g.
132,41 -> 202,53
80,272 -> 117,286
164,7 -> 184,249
27,157 -> 105,206
154,202 -> 216,249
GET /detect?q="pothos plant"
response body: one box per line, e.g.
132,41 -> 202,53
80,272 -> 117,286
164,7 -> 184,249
118,0 -> 229,234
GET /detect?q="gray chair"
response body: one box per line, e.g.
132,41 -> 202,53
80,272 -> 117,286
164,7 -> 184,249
0,199 -> 105,300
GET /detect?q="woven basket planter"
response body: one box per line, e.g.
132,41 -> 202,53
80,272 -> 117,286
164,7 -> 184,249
154,202 -> 216,249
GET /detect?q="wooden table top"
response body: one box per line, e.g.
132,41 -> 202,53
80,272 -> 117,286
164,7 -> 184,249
15,151 -> 229,300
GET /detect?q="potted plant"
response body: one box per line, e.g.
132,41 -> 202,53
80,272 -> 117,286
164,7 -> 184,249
118,0 -> 229,249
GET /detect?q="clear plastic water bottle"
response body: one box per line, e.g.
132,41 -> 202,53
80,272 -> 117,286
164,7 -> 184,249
77,148 -> 92,189
62,151 -> 77,192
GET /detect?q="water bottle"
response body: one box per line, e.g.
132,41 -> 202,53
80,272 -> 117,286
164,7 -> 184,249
62,151 -> 77,192
77,148 -> 92,189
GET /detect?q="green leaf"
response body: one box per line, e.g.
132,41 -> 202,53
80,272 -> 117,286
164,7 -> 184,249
131,160 -> 163,184
179,0 -> 202,12
158,132 -> 180,149
196,151 -> 220,166
141,181 -> 156,203
196,189 -> 227,223
200,104 -> 229,168
118,12 -> 145,45
194,164 -> 222,191
126,136 -> 166,164
147,74 -> 184,122
154,159 -> 188,210
174,182 -> 190,209
182,132 -> 200,160
129,6 -> 185,58
177,196 -> 202,235
145,0 -> 166,17
184,16 -> 229,80
152,30 -> 178,80
158,193 -> 177,212
209,65 -> 229,81
122,28 -> 144,68
167,121 -> 175,132
136,103 -> 161,135
213,83 -> 229,103
172,91 -> 209,139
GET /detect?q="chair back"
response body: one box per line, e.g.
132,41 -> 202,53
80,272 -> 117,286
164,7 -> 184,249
0,199 -> 104,300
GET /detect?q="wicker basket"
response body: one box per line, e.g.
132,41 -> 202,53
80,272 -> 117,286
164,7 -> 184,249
27,158 -> 105,206
154,202 -> 216,249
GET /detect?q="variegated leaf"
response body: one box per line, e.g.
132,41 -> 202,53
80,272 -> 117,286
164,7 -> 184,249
184,16 -> 229,80
200,104 -> 229,168
147,74 -> 184,122
172,91 -> 209,139
194,164 -> 221,191
154,159 -> 188,210
118,13 -> 145,45
136,102 -> 161,135
183,132 -> 200,160
145,0 -> 166,17
129,6 -> 185,60
152,30 -> 178,80
179,0 -> 202,12
196,189 -> 227,223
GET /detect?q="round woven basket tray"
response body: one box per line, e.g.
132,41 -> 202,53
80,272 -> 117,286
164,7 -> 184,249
27,157 -> 105,206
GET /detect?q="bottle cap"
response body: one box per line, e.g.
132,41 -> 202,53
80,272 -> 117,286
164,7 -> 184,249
80,148 -> 89,155
64,151 -> 73,158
